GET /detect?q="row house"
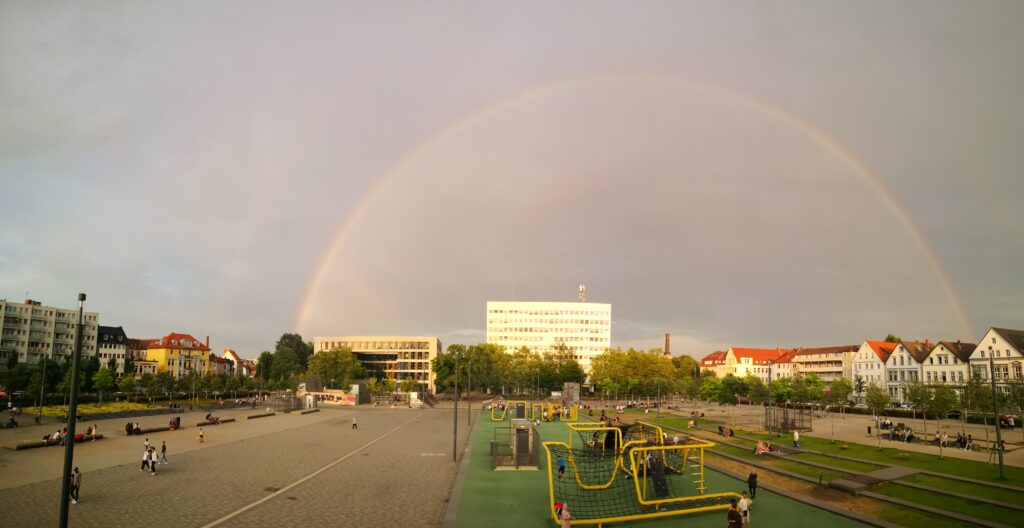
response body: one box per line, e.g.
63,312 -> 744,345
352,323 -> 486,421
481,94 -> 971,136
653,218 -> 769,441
97,326 -> 129,377
885,340 -> 931,401
851,341 -> 896,395
922,341 -> 973,387
969,328 -> 1024,392
791,345 -> 858,382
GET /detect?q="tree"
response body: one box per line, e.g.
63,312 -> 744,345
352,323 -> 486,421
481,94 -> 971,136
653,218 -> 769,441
854,375 -> 866,401
698,376 -> 721,402
92,368 -> 114,404
118,374 -> 136,397
308,348 -> 366,390
275,333 -> 313,370
865,383 -> 891,449
903,380 -> 931,433
884,334 -> 901,343
718,374 -> 748,406
926,385 -> 958,458
746,375 -> 768,404
1006,378 -> 1024,442
399,378 -> 420,393
225,374 -> 241,398
828,378 -> 854,407
270,348 -> 301,382
256,351 -> 274,381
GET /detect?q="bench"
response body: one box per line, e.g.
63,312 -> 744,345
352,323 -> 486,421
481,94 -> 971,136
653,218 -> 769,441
247,412 -> 275,419
299,409 -> 320,415
5,434 -> 105,451
196,418 -> 236,427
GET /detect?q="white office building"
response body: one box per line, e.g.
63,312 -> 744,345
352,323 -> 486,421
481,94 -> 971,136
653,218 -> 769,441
485,300 -> 611,370
0,298 -> 99,368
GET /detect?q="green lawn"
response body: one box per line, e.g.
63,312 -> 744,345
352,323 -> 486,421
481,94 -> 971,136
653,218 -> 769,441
647,415 -> 1024,485
897,473 -> 1024,506
873,482 -> 1024,527
790,452 -> 885,474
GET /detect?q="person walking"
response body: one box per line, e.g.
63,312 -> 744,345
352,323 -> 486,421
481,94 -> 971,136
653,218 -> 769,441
727,498 -> 742,528
199,428 -> 205,444
149,447 -> 157,475
160,441 -> 168,464
140,447 -> 150,471
738,491 -> 752,526
70,467 -> 81,504
747,469 -> 758,498
351,417 -> 358,430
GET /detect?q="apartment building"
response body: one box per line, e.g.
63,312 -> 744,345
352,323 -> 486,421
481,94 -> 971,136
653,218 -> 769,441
885,340 -> 930,402
0,298 -> 98,368
144,332 -> 213,379
791,345 -> 859,382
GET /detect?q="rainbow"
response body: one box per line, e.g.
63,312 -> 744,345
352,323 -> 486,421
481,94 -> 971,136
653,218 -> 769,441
293,75 -> 974,340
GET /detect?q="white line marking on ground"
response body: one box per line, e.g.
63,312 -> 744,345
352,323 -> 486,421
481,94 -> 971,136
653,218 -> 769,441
200,414 -> 422,528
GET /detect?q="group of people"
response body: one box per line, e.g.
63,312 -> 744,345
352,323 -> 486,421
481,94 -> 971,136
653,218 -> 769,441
43,425 -> 99,445
717,425 -> 735,437
754,440 -> 772,456
891,425 -> 915,443
125,422 -> 144,435
168,416 -> 182,430
139,438 -> 168,475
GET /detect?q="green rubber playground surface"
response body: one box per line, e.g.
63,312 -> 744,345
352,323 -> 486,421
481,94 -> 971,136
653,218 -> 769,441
454,413 -> 871,527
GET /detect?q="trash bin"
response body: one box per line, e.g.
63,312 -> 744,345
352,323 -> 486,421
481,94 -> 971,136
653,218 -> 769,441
868,426 -> 872,435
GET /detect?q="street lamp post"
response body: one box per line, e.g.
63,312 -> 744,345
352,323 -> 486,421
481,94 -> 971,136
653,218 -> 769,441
37,349 -> 48,423
59,293 -> 85,528
452,354 -> 459,463
657,358 -> 662,418
988,346 -> 1005,479
467,356 -> 472,427
767,360 -> 773,440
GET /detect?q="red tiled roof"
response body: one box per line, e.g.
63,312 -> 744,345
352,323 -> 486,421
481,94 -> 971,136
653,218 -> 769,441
700,351 -> 727,366
774,349 -> 799,364
864,341 -> 898,362
148,332 -> 210,351
730,347 -> 794,365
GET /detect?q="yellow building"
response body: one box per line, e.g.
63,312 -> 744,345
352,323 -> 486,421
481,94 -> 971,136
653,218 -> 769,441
145,332 -> 213,379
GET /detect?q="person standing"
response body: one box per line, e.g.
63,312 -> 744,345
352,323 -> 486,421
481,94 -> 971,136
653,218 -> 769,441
160,441 -> 168,464
793,430 -> 800,448
351,417 -> 358,430
727,498 -> 742,528
557,455 -> 566,479
560,502 -> 572,528
70,467 -> 81,504
738,491 -> 752,526
747,469 -> 758,498
199,428 -> 205,444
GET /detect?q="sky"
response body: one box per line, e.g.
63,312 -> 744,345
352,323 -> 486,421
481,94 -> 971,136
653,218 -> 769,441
1,1 -> 1022,360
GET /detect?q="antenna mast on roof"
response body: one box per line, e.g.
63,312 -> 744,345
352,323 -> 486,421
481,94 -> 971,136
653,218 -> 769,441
578,284 -> 586,303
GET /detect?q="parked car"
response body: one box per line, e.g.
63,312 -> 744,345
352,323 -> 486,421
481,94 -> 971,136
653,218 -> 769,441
947,410 -> 962,419
854,403 -> 868,410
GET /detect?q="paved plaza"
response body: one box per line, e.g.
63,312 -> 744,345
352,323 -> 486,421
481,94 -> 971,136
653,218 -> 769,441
0,406 -> 470,527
